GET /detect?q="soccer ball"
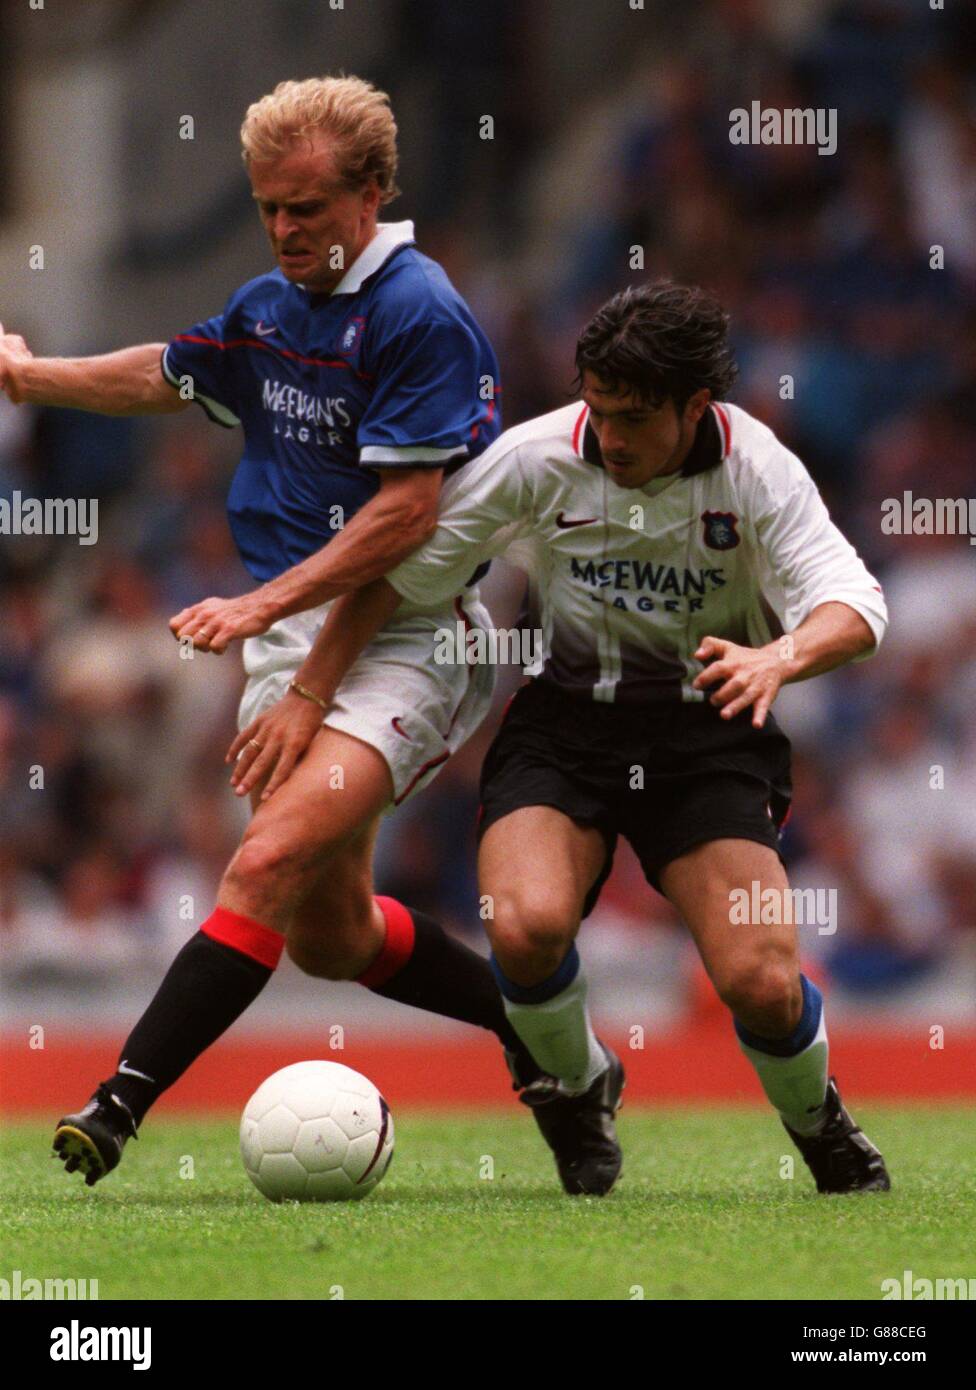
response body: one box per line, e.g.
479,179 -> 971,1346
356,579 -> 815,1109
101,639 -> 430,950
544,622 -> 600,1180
240,1061 -> 394,1202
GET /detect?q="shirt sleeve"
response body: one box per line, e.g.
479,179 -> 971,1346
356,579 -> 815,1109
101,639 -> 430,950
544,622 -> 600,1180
161,313 -> 241,428
357,316 -> 492,468
387,437 -> 532,606
750,451 -> 888,657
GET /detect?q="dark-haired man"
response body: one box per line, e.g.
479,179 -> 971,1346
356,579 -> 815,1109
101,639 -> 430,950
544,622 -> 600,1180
236,281 -> 892,1198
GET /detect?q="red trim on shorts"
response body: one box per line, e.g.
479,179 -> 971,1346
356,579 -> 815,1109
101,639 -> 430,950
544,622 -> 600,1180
472,678 -> 529,831
356,897 -> 416,988
201,906 -> 284,970
444,596 -> 474,736
393,750 -> 450,806
391,596 -> 475,806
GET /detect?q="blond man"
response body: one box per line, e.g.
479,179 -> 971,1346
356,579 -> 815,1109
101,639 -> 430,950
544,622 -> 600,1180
0,75 -> 545,1184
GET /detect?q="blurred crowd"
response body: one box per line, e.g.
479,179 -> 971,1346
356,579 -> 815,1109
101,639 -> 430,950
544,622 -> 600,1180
2,0 -> 974,1011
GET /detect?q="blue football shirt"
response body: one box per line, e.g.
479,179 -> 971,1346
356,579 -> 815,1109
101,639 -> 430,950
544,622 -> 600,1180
161,221 -> 501,582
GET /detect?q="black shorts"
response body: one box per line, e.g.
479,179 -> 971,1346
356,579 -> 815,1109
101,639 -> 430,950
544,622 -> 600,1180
477,679 -> 793,917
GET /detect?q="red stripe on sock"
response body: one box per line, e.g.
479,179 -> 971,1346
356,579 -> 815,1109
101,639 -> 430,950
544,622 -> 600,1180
356,897 -> 416,988
201,906 -> 284,970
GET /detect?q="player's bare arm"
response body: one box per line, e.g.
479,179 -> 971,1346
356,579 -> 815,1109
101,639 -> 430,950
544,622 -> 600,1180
168,468 -> 438,654
0,327 -> 189,415
221,431 -> 528,790
226,577 -> 402,799
693,601 -> 876,728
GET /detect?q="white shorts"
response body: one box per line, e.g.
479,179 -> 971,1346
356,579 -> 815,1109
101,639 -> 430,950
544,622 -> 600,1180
238,593 -> 495,806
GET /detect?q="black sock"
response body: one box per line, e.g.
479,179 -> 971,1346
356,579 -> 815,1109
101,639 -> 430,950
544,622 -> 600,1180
369,908 -> 543,1085
105,930 -> 274,1125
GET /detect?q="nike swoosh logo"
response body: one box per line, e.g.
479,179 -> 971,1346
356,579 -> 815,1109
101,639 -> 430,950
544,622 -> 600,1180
254,321 -> 276,337
555,511 -> 598,529
391,716 -> 413,741
118,1060 -> 156,1083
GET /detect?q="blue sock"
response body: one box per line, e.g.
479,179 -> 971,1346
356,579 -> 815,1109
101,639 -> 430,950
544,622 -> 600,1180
490,946 -> 605,1093
735,975 -> 822,1057
735,976 -> 830,1135
490,944 -> 580,1004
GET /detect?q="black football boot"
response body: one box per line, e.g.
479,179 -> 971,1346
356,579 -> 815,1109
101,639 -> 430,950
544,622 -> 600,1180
784,1076 -> 891,1194
518,1041 -> 625,1196
53,1083 -> 138,1187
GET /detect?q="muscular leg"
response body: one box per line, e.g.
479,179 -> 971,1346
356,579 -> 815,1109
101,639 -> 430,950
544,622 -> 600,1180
221,725 -> 393,933
480,807 -> 609,1091
98,724 -> 542,1136
659,838 -> 802,1037
482,807 -> 606,982
229,724 -> 548,1078
285,800 -> 544,1074
660,839 -> 829,1134
92,728 -> 390,1130
285,817 -> 385,980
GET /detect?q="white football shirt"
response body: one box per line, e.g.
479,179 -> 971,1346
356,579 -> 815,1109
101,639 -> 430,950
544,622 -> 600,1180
389,400 -> 888,704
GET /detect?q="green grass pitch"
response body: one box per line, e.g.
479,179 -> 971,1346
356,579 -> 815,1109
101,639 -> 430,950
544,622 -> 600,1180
3,1106 -> 974,1301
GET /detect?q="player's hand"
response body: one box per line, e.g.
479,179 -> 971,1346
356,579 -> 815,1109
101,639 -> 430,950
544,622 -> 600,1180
226,689 -> 325,799
169,592 -> 276,653
692,636 -> 788,729
0,322 -> 34,402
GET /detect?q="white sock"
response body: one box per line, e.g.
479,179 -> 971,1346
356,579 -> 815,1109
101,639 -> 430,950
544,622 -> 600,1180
737,995 -> 829,1136
494,954 -> 606,1094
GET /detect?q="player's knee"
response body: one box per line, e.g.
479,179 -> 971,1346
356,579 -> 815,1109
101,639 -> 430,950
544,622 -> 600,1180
720,958 -> 800,1033
227,830 -> 318,894
489,891 -> 577,968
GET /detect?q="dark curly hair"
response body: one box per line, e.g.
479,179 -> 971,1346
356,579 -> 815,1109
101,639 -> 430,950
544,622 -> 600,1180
573,281 -> 738,411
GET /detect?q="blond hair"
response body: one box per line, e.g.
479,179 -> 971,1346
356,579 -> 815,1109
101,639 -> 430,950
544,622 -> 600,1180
241,76 -> 400,203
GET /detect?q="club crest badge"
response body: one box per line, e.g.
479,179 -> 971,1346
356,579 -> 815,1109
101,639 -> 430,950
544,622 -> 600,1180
701,510 -> 740,550
337,316 -> 366,355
